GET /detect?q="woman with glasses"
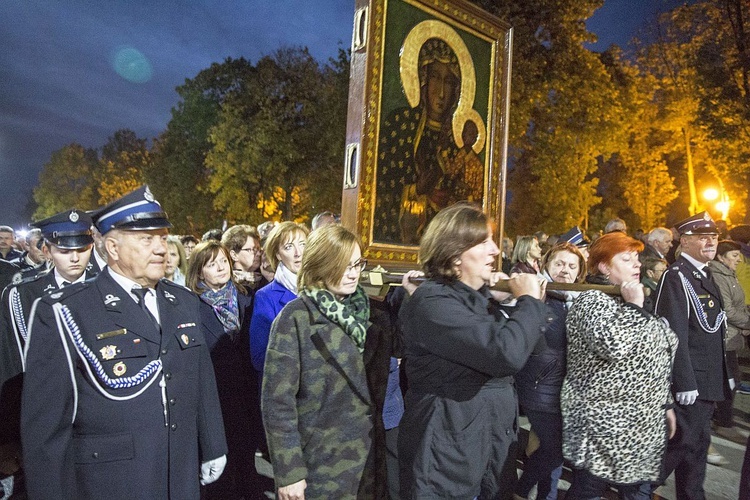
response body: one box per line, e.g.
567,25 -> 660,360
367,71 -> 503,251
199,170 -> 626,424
261,225 -> 397,499
221,224 -> 267,291
250,222 -> 310,377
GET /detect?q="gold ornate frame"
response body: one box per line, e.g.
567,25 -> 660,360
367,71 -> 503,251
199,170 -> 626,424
341,0 -> 512,269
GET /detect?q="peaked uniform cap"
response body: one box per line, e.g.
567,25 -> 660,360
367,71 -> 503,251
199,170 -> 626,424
31,209 -> 94,249
91,185 -> 172,235
559,226 -> 589,247
675,211 -> 718,235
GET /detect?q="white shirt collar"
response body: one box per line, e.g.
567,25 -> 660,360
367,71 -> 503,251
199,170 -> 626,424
681,253 -> 709,276
54,268 -> 86,288
107,268 -> 155,302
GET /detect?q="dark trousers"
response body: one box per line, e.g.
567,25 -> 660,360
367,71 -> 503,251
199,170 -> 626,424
659,399 -> 714,500
515,409 -> 563,499
741,434 -> 750,500
385,426 -> 400,499
567,469 -> 651,500
713,350 -> 739,427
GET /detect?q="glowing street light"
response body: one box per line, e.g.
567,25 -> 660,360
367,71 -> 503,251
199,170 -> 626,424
702,188 -> 719,202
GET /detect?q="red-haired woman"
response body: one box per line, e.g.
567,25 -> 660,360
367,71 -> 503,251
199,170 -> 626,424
562,232 -> 678,498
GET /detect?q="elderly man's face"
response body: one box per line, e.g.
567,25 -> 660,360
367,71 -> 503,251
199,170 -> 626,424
680,234 -> 718,264
106,229 -> 169,287
28,236 -> 45,264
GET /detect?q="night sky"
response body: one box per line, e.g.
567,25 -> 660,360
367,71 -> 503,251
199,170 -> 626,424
0,0 -> 689,229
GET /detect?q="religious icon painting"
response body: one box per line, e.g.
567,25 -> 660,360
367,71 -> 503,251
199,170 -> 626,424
341,0 -> 512,268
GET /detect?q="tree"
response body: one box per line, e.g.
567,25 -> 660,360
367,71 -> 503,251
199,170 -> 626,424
96,129 -> 150,205
32,144 -> 99,219
206,46 -> 349,224
149,58 -> 256,234
638,1 -> 750,223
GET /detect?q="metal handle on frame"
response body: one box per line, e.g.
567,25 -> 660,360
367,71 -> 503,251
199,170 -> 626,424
344,143 -> 359,189
352,7 -> 369,52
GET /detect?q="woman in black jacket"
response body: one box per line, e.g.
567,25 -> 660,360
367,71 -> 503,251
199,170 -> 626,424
187,240 -> 269,499
398,203 -> 550,499
514,242 -> 586,499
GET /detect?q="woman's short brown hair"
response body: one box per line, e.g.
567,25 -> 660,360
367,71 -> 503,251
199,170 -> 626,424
298,225 -> 359,291
541,242 -> 587,283
588,232 -> 644,276
221,224 -> 260,255
263,222 -> 310,271
186,240 -> 246,294
420,203 -> 490,280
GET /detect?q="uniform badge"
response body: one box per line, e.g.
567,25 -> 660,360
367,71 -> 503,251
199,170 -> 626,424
50,292 -> 63,299
100,345 -> 118,360
12,273 -> 21,284
104,294 -> 121,306
181,334 -> 189,345
96,328 -> 126,340
707,299 -> 715,308
177,322 -> 195,329
69,211 -> 79,223
144,186 -> 155,202
113,362 -> 127,377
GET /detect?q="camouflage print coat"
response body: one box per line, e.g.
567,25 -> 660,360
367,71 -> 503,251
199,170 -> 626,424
261,294 -> 397,499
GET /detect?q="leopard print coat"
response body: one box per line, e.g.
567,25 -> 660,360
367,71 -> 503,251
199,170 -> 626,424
561,290 -> 678,484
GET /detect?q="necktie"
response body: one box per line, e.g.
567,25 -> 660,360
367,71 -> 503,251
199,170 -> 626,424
132,287 -> 160,331
703,266 -> 712,279
61,281 -> 71,287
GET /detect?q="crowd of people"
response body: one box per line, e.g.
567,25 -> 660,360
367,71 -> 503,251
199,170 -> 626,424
0,186 -> 749,499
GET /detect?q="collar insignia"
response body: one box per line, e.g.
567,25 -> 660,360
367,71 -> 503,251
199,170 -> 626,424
104,294 -> 121,305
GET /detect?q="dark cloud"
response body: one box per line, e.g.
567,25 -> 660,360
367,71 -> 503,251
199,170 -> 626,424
0,0 -> 679,229
0,0 -> 353,228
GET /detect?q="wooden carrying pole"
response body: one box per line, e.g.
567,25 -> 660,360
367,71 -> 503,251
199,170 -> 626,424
365,271 -> 621,296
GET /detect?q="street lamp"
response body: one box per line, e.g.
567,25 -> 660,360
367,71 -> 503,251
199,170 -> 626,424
701,186 -> 730,222
702,188 -> 719,202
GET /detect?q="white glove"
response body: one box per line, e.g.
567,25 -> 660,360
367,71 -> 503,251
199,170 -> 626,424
676,390 -> 699,405
200,455 -> 227,485
729,378 -> 736,391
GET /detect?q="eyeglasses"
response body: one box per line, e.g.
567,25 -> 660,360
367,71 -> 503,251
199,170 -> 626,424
239,247 -> 257,254
345,259 -> 367,274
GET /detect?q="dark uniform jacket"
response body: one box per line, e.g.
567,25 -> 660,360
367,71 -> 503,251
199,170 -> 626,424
1,269 -> 94,446
1,269 -> 94,378
398,279 -> 550,499
20,268 -> 227,499
654,256 -> 729,400
261,294 -> 397,499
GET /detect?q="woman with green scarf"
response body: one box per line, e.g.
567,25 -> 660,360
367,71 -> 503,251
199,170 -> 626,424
261,225 -> 397,500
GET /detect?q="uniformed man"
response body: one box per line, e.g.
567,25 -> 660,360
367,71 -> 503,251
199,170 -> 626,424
20,186 -> 227,499
0,209 -> 96,498
9,228 -> 46,273
653,211 -> 732,499
1,209 -> 96,373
